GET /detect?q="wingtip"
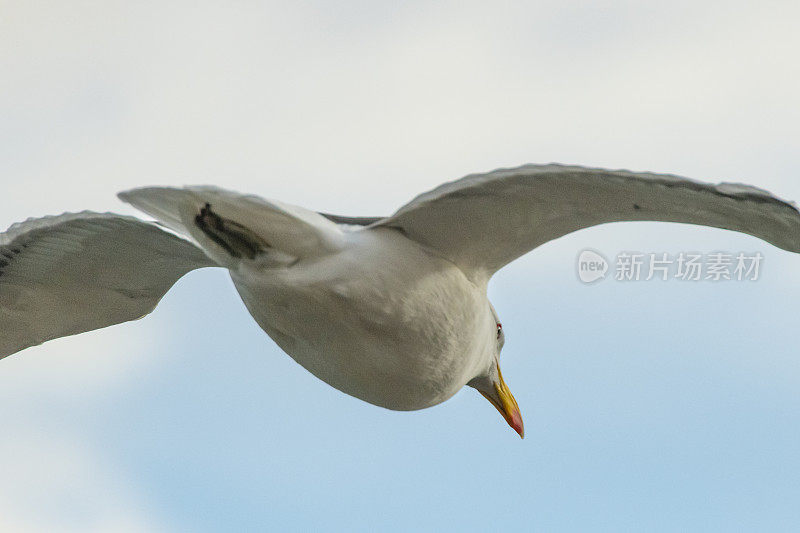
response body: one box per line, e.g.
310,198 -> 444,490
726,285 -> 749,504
117,187 -> 147,206
116,188 -> 144,206
116,190 -> 130,204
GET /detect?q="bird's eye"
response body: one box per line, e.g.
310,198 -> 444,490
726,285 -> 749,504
496,322 -> 502,339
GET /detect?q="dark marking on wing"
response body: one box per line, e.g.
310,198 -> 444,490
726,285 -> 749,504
0,243 -> 26,278
194,203 -> 270,260
654,178 -> 798,210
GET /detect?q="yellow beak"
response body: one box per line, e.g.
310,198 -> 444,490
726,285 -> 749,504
479,367 -> 524,438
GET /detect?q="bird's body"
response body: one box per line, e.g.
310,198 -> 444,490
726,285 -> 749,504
233,225 -> 491,410
3,163 -> 800,437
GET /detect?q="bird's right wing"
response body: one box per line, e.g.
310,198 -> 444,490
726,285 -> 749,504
0,212 -> 216,359
376,164 -> 800,281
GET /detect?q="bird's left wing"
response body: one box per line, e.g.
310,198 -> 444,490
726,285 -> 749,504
377,164 -> 800,281
0,212 -> 216,359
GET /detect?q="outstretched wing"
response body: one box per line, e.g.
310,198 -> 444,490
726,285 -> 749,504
0,212 -> 215,359
377,164 -> 800,280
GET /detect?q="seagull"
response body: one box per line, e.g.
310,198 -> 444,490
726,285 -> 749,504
2,164 -> 800,438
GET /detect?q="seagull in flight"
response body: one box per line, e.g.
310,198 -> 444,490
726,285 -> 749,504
2,164 -> 799,437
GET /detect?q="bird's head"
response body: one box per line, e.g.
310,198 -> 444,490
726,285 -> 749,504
467,306 -> 524,438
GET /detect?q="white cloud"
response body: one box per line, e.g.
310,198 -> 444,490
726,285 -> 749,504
0,317 -> 161,399
2,1 -> 798,224
0,428 -> 164,532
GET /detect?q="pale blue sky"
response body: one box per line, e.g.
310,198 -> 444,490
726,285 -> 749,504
1,1 -> 799,531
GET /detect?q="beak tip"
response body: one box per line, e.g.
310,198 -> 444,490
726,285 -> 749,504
511,412 -> 525,439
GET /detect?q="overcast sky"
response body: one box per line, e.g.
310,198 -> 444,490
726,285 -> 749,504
2,1 -> 800,531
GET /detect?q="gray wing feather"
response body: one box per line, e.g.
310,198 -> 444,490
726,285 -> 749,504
378,164 -> 800,279
0,212 -> 215,359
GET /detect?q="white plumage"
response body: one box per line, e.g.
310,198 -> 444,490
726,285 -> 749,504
2,164 -> 799,436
